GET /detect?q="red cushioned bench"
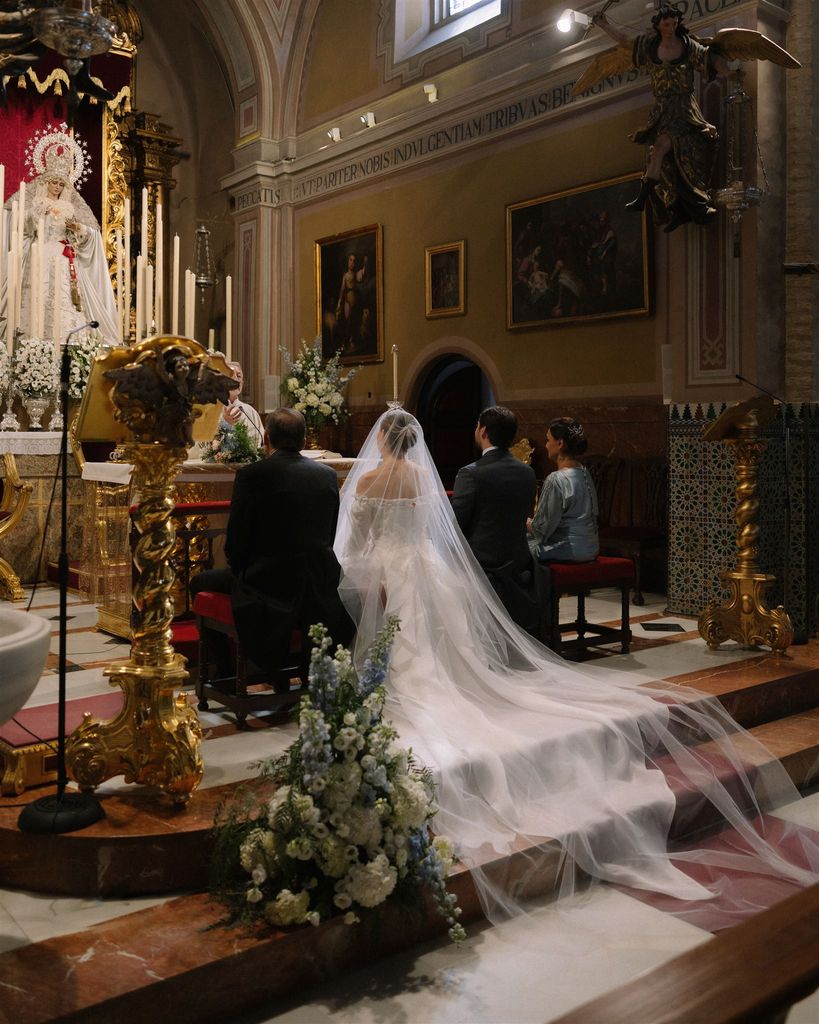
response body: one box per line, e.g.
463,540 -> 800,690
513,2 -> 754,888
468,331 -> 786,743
542,555 -> 636,659
193,590 -> 308,728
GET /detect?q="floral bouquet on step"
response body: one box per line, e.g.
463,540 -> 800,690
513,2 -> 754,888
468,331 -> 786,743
200,421 -> 264,464
280,337 -> 357,429
210,618 -> 465,942
13,337 -> 59,397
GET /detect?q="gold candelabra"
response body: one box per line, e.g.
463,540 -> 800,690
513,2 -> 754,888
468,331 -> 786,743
66,336 -> 233,803
698,397 -> 793,654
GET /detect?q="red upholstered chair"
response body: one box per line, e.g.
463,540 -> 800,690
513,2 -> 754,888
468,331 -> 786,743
193,590 -> 308,728
541,556 -> 636,659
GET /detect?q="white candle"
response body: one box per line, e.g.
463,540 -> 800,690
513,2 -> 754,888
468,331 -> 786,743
140,187 -> 148,259
116,228 -> 124,342
184,269 -> 192,338
207,328 -> 215,349
392,344 -> 398,402
9,202 -> 18,337
171,234 -> 180,335
52,254 -> 60,349
0,210 -> 5,324
225,274 -> 232,362
37,216 -> 45,337
146,262 -> 154,336
155,200 -> 163,332
17,180 -> 25,254
5,257 -> 13,354
30,239 -> 39,338
124,195 -> 131,341
135,254 -> 144,341
0,164 -> 4,208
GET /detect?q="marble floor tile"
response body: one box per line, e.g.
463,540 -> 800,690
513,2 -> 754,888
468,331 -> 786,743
239,887 -> 710,1024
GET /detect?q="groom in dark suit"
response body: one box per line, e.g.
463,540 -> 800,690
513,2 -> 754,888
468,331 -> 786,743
191,408 -> 353,672
451,406 -> 539,632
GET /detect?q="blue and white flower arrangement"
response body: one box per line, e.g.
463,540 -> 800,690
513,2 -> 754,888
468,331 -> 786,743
210,618 -> 465,942
280,337 -> 356,430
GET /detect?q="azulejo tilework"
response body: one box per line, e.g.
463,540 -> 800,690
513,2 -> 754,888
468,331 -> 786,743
667,403 -> 819,639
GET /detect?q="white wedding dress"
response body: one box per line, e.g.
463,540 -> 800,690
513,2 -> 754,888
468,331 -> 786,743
335,411 -> 819,926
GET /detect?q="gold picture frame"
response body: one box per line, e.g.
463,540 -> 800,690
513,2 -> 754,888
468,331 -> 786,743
425,240 -> 465,318
316,223 -> 384,365
506,172 -> 651,329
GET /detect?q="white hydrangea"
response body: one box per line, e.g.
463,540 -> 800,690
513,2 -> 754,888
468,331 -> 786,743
392,776 -> 431,831
264,888 -> 311,926
341,854 -> 397,908
13,337 -> 59,397
346,805 -> 383,851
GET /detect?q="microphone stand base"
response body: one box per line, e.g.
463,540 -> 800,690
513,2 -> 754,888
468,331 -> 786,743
18,791 -> 105,834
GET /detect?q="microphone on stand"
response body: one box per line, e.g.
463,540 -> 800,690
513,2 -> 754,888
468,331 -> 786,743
734,373 -> 806,645
18,322 -> 106,834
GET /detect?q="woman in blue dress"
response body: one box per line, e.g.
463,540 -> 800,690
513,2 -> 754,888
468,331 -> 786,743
529,416 -> 599,563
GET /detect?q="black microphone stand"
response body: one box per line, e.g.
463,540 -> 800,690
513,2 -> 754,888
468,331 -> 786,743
18,340 -> 105,833
735,373 -> 806,645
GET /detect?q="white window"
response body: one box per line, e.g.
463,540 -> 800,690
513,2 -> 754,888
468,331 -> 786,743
393,0 -> 503,63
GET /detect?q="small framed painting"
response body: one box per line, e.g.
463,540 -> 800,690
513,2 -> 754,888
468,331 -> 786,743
425,240 -> 465,319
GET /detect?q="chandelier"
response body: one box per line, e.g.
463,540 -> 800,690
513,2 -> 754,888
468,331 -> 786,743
21,1 -> 117,73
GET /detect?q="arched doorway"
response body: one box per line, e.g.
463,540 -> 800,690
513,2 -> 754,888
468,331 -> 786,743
416,355 -> 495,488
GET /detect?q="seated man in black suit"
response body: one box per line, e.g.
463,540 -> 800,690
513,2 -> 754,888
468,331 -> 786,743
191,408 -> 353,675
451,406 -> 539,633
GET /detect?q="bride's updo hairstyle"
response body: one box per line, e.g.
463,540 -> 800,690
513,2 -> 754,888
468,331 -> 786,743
380,409 -> 418,458
549,416 -> 588,457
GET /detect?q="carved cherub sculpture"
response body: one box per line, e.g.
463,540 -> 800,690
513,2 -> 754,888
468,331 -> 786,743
105,346 -> 235,447
575,4 -> 800,232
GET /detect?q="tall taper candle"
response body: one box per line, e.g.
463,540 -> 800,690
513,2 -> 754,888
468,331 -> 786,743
116,228 -> 124,342
140,187 -> 148,259
5,258 -> 14,353
146,263 -> 154,335
207,328 -> 215,349
52,255 -> 60,348
392,344 -> 398,403
0,164 -> 4,207
135,254 -> 144,341
184,269 -> 193,338
37,216 -> 45,336
171,234 -> 180,334
225,274 -> 232,363
17,180 -> 25,255
124,195 -> 131,340
155,201 -> 163,332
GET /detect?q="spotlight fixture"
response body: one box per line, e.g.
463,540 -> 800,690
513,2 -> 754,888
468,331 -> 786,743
327,126 -> 341,142
423,83 -> 438,103
556,9 -> 590,33
360,111 -> 376,128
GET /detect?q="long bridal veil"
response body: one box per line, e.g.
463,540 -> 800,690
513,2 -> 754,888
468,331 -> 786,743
334,409 -> 819,928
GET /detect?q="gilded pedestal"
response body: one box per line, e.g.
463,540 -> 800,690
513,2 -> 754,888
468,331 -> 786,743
65,337 -> 233,804
698,399 -> 793,654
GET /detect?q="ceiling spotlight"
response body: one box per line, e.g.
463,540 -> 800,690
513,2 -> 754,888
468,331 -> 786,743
423,83 -> 438,103
557,9 -> 590,33
327,126 -> 341,142
360,111 -> 376,128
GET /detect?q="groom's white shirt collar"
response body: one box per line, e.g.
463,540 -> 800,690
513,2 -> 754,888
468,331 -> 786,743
481,446 -> 498,456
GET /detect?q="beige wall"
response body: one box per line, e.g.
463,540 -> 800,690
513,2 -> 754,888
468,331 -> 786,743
295,107 -> 657,408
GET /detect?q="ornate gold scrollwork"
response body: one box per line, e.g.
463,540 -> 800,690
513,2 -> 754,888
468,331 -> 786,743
698,405 -> 793,655
66,337 -> 234,804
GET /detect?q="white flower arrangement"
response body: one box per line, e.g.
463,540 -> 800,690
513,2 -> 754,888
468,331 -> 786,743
280,338 -> 356,429
12,337 -> 59,398
211,619 -> 465,942
0,347 -> 10,395
67,334 -> 103,402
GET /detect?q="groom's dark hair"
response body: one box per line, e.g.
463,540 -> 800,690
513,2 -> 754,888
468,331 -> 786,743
478,406 -> 518,450
266,408 -> 306,451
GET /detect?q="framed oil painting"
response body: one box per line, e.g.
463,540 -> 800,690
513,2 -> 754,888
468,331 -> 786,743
506,173 -> 651,329
425,240 -> 465,318
316,223 -> 384,364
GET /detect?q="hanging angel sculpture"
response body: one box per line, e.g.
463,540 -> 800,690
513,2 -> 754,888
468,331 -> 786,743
574,4 -> 800,233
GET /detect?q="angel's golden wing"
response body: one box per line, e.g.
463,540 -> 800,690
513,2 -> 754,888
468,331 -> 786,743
699,28 -> 800,68
571,45 -> 633,97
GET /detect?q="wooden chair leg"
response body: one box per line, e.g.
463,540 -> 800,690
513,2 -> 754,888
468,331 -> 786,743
632,550 -> 645,606
196,617 -> 210,711
621,584 -> 632,653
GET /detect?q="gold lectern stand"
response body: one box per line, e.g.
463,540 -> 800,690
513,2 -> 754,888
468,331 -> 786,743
698,396 -> 793,655
66,336 -> 232,804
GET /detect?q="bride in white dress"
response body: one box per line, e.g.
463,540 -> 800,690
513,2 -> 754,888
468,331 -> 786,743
334,409 -> 819,926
